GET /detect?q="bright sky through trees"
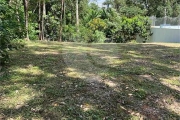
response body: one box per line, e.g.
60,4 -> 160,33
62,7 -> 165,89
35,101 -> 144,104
90,0 -> 105,7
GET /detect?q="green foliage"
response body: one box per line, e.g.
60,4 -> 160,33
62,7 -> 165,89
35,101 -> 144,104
0,0 -> 24,65
46,15 -> 60,41
172,4 -> 180,17
105,15 -> 151,43
0,49 -> 9,65
79,26 -> 93,42
120,6 -> 146,18
10,39 -> 25,50
63,25 -> 78,42
102,8 -> 151,43
102,8 -> 122,40
91,30 -> 106,43
133,16 -> 152,41
125,0 -> 180,17
66,26 -> 106,43
0,39 -> 25,65
0,0 -> 13,65
3,0 -> 178,46
88,18 -> 107,32
82,3 -> 100,24
77,25 -> 106,43
29,23 -> 39,40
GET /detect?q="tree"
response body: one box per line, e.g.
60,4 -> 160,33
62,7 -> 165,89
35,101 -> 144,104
113,0 -> 126,11
42,0 -> 46,40
38,0 -> 42,40
59,0 -> 64,42
172,2 -> 180,17
0,0 -> 24,65
76,0 -> 79,31
103,0 -> 113,8
125,0 -> 180,17
23,0 -> 29,40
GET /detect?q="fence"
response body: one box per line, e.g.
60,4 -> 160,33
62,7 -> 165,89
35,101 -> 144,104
137,16 -> 180,43
149,16 -> 180,26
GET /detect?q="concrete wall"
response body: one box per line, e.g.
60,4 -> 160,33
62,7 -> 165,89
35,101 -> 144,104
137,27 -> 180,43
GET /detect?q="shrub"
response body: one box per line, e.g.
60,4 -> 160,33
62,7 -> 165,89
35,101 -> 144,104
78,26 -> 93,43
0,0 -> 24,65
29,23 -> 39,40
0,49 -> 9,65
0,39 -> 25,65
91,30 -> 106,43
111,16 -> 151,43
88,18 -> 107,31
63,25 -> 78,42
9,39 -> 25,50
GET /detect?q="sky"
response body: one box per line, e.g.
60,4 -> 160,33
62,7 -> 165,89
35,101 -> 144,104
90,0 -> 105,7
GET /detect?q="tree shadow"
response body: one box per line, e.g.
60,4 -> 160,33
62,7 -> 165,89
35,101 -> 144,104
0,42 -> 180,119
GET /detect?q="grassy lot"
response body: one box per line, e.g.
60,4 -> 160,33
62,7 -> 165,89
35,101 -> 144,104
0,41 -> 180,119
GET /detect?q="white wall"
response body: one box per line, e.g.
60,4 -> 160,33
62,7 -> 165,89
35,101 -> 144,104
137,27 -> 180,43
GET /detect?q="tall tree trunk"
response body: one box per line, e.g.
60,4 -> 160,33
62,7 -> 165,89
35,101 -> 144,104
63,1 -> 66,41
38,1 -> 42,40
76,0 -> 79,31
63,1 -> 66,25
41,0 -> 46,40
16,0 -> 23,38
59,0 -> 64,42
15,0 -> 20,23
71,7 -> 73,24
23,0 -> 29,40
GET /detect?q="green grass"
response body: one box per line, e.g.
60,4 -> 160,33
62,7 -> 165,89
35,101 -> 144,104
0,41 -> 180,119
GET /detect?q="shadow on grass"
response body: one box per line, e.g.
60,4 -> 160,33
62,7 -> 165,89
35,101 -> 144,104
0,42 -> 180,119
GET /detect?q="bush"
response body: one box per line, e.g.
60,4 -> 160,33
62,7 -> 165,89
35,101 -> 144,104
29,23 -> 39,40
111,15 -> 151,43
0,49 -> 9,65
102,8 -> 151,43
63,25 -> 78,42
78,26 -> 106,43
79,26 -> 93,42
0,0 -> 25,65
88,18 -> 107,31
10,39 -> 25,50
0,39 -> 25,65
91,30 -> 106,43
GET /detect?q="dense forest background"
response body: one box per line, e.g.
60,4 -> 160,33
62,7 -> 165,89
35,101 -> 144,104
1,0 -> 180,65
